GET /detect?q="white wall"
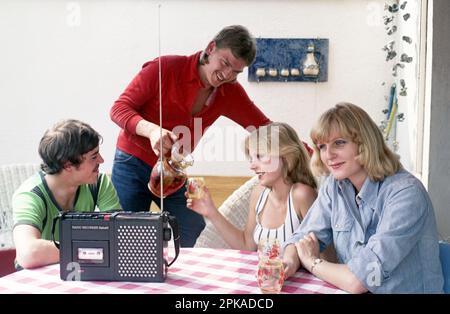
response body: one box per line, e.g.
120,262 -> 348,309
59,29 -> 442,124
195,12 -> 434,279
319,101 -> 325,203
0,0 -> 394,176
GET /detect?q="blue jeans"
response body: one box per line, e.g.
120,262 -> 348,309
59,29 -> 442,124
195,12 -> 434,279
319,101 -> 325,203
111,149 -> 205,247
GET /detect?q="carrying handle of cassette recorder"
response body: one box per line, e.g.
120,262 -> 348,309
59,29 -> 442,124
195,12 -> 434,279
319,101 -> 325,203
51,215 -> 60,249
164,211 -> 180,267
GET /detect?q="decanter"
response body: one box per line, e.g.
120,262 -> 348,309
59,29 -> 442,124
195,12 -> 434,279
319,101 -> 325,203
148,145 -> 194,198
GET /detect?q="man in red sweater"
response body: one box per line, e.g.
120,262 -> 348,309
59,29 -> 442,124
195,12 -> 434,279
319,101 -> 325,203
110,25 -> 271,247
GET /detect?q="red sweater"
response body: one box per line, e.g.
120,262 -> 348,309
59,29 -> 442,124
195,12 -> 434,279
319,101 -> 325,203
110,51 -> 271,166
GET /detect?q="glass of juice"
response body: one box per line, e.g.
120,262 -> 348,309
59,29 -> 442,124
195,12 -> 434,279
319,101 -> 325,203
256,239 -> 285,294
186,177 -> 205,199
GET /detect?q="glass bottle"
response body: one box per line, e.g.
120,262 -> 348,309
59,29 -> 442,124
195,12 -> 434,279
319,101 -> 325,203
302,42 -> 320,77
148,145 -> 194,198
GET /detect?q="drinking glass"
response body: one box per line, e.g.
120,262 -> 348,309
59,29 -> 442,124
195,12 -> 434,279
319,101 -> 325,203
256,239 -> 285,294
186,177 -> 205,199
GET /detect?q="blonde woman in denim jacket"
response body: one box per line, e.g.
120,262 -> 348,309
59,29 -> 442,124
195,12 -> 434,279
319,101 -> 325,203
283,103 -> 444,294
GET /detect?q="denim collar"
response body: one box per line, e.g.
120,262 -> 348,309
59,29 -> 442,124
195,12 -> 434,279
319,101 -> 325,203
337,176 -> 380,211
356,177 -> 380,210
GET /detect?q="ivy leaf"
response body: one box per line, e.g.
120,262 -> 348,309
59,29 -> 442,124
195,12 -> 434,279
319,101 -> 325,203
401,53 -> 413,63
387,25 -> 397,35
402,36 -> 412,44
388,3 -> 399,13
386,51 -> 397,61
384,15 -> 395,25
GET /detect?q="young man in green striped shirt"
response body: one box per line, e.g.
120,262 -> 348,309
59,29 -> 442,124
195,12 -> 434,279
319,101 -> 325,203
13,119 -> 120,269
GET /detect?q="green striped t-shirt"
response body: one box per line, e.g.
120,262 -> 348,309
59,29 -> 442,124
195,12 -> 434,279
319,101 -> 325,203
12,172 -> 121,241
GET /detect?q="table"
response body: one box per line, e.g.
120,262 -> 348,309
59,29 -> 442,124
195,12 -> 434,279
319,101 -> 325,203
0,248 -> 346,294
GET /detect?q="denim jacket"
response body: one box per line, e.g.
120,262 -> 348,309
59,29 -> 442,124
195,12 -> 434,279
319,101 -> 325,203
285,169 -> 444,293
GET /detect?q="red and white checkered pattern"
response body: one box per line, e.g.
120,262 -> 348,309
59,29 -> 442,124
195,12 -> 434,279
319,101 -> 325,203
0,248 -> 346,294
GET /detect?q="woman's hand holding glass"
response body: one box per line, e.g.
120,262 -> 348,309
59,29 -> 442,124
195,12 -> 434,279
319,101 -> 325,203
185,184 -> 217,219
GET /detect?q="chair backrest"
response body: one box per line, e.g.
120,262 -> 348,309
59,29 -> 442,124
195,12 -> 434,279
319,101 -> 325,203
0,163 -> 41,249
439,241 -> 450,294
194,176 -> 259,249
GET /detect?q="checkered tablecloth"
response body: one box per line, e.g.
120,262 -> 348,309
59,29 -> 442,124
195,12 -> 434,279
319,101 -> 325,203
0,248 -> 345,294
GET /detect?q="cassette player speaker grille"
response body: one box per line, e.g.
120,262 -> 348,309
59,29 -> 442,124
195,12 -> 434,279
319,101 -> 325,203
117,225 -> 159,278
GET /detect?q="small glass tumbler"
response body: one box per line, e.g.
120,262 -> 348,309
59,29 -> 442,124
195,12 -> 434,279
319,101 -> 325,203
257,257 -> 285,294
186,177 -> 205,199
256,239 -> 285,294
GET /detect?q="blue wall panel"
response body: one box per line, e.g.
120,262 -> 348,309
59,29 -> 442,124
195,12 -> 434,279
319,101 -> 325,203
248,38 -> 329,82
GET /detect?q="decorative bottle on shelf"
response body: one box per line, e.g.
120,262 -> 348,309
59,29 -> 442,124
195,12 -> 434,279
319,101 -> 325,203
302,42 -> 320,77
148,145 -> 194,198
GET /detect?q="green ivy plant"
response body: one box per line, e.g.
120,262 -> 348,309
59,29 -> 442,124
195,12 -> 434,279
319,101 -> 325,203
382,0 -> 413,91
380,0 -> 413,151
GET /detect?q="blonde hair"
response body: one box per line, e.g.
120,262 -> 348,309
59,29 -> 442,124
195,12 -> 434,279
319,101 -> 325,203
245,122 -> 317,189
310,102 -> 401,181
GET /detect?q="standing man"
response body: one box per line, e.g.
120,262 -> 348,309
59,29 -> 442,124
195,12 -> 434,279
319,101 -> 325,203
110,25 -> 271,247
13,119 -> 120,269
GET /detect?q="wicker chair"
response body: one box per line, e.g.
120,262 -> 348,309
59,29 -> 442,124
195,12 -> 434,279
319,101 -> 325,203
194,176 -> 258,249
0,163 -> 40,276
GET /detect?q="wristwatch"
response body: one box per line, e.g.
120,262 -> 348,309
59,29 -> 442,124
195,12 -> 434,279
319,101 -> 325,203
310,258 -> 323,274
